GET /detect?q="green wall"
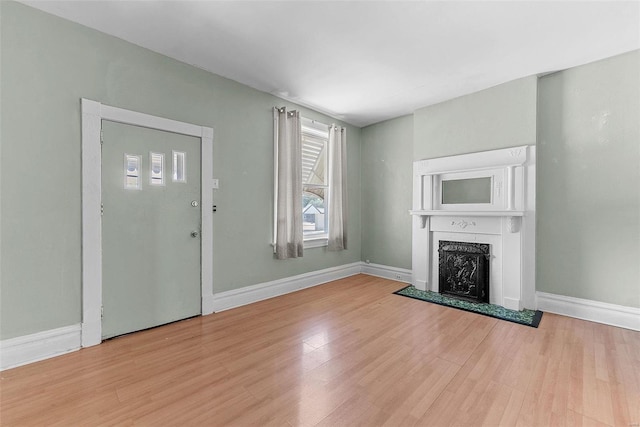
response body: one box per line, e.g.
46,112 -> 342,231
0,2 -> 361,340
413,76 -> 538,160
361,115 -> 413,269
537,51 -> 640,307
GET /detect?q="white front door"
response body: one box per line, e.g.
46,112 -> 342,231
100,121 -> 201,339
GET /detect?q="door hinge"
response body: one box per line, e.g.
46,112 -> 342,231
101,203 -> 104,216
100,129 -> 104,144
101,306 -> 104,319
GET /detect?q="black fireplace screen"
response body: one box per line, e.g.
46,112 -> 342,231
438,241 -> 490,303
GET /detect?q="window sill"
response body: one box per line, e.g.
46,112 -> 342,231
304,237 -> 328,249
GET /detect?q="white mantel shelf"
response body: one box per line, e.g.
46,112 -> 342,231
409,210 -> 524,217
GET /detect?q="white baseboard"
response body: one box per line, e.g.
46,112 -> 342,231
536,292 -> 640,331
0,324 -> 81,371
212,262 -> 362,312
361,262 -> 412,284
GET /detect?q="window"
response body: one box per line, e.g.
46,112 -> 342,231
273,108 -> 346,257
301,118 -> 329,246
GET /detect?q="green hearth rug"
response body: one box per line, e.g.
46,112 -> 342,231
394,285 -> 543,328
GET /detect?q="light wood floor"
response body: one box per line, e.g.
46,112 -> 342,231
1,274 -> 639,426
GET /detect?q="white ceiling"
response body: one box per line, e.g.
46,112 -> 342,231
23,1 -> 640,127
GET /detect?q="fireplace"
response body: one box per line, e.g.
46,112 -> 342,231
438,241 -> 489,303
410,145 -> 536,310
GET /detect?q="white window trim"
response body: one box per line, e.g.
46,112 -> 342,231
304,236 -> 328,249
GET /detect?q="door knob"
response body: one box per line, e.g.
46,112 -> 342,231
191,231 -> 199,238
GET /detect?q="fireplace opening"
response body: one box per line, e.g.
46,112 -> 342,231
438,241 -> 490,304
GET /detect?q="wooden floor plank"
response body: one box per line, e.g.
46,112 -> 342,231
1,274 -> 638,426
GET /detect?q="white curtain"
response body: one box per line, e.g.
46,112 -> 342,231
328,125 -> 347,251
274,107 -> 303,259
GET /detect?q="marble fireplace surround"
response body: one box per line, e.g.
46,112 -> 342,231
410,146 -> 536,311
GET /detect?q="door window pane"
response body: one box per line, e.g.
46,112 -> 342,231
173,151 -> 186,183
150,152 -> 164,186
124,154 -> 142,190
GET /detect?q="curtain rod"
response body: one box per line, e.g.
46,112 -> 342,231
277,107 -> 337,127
275,106 -> 298,117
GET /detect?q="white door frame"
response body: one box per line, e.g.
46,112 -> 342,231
81,99 -> 214,347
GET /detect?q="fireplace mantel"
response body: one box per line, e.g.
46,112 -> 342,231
410,146 -> 536,310
409,210 -> 524,216
409,210 -> 525,231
